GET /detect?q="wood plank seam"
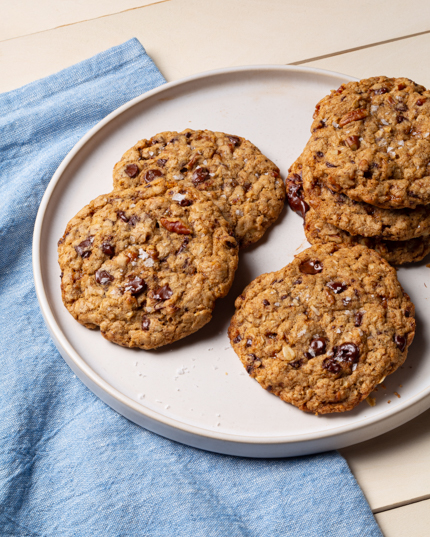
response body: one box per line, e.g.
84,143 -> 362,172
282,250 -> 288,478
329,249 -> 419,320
373,493 -> 430,514
289,29 -> 430,66
0,0 -> 173,45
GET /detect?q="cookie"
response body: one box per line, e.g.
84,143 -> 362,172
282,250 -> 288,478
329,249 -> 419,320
58,180 -> 239,350
305,76 -> 430,209
112,129 -> 285,247
304,208 -> 430,265
228,244 -> 415,414
297,160 -> 430,240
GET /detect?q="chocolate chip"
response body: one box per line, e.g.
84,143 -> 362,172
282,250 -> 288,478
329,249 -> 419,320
416,98 -> 427,106
397,115 -> 406,123
326,162 -> 337,168
293,278 -> 302,285
228,135 -> 241,146
192,167 -> 210,185
124,276 -> 147,296
262,299 -> 270,306
129,215 -> 140,226
157,158 -> 167,167
101,242 -> 115,257
246,338 -> 252,347
299,259 -> 323,274
153,284 -> 173,301
95,270 -> 114,285
289,359 -> 304,369
286,173 -> 310,219
363,170 -> 372,179
185,132 -> 192,139
74,236 -> 94,258
179,199 -> 193,207
333,343 -> 359,364
168,137 -> 178,144
225,240 -> 236,249
177,237 -> 190,255
309,337 -> 327,356
117,211 -> 129,223
125,164 -> 139,178
396,103 -> 408,112
394,335 -> 406,352
142,317 -> 150,331
327,281 -> 348,294
246,365 -> 253,374
354,312 -> 364,327
316,151 -> 324,158
180,167 -> 188,174
280,295 -> 288,300
248,353 -> 257,360
405,309 -> 410,318
144,169 -> 163,183
323,358 -> 341,373
266,333 -> 277,339
233,335 -> 242,344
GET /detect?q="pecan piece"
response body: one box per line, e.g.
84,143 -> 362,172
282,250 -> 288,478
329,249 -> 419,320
160,218 -> 192,235
339,108 -> 368,127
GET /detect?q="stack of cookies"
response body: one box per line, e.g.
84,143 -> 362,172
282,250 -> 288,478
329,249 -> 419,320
286,76 -> 430,265
58,129 -> 285,349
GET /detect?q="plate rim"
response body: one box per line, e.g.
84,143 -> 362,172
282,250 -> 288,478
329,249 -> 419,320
32,64 -> 430,453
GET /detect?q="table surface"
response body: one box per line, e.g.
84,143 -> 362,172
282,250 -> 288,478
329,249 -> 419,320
3,1 -> 430,535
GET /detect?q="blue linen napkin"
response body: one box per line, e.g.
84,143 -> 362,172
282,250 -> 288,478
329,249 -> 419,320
0,38 -> 383,537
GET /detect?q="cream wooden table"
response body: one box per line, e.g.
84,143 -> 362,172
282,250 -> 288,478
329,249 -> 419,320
3,1 -> 430,535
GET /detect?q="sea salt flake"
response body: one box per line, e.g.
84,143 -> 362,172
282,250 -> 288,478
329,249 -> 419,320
149,151 -> 154,156
352,363 -> 358,371
274,302 -> 280,307
172,192 -> 186,202
236,210 -> 244,216
144,258 -> 154,268
332,121 -> 339,128
380,119 -> 389,126
130,203 -> 136,208
371,105 -> 378,113
173,174 -> 184,180
311,305 -> 320,315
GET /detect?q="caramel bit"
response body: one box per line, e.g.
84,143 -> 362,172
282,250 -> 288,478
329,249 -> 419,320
387,400 -> 391,404
394,392 -> 401,398
160,218 -> 192,235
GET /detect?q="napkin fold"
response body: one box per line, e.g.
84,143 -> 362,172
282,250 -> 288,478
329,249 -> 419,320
0,38 -> 382,537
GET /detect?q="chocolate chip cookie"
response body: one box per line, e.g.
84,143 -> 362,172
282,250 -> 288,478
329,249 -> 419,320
228,244 -> 415,414
288,156 -> 430,240
304,208 -> 430,265
112,129 -> 285,247
58,180 -> 239,350
305,76 -> 430,208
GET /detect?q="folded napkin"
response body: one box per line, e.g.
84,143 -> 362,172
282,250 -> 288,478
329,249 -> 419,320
0,39 -> 382,536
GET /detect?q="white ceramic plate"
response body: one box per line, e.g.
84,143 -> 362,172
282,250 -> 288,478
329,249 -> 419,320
33,66 -> 430,457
